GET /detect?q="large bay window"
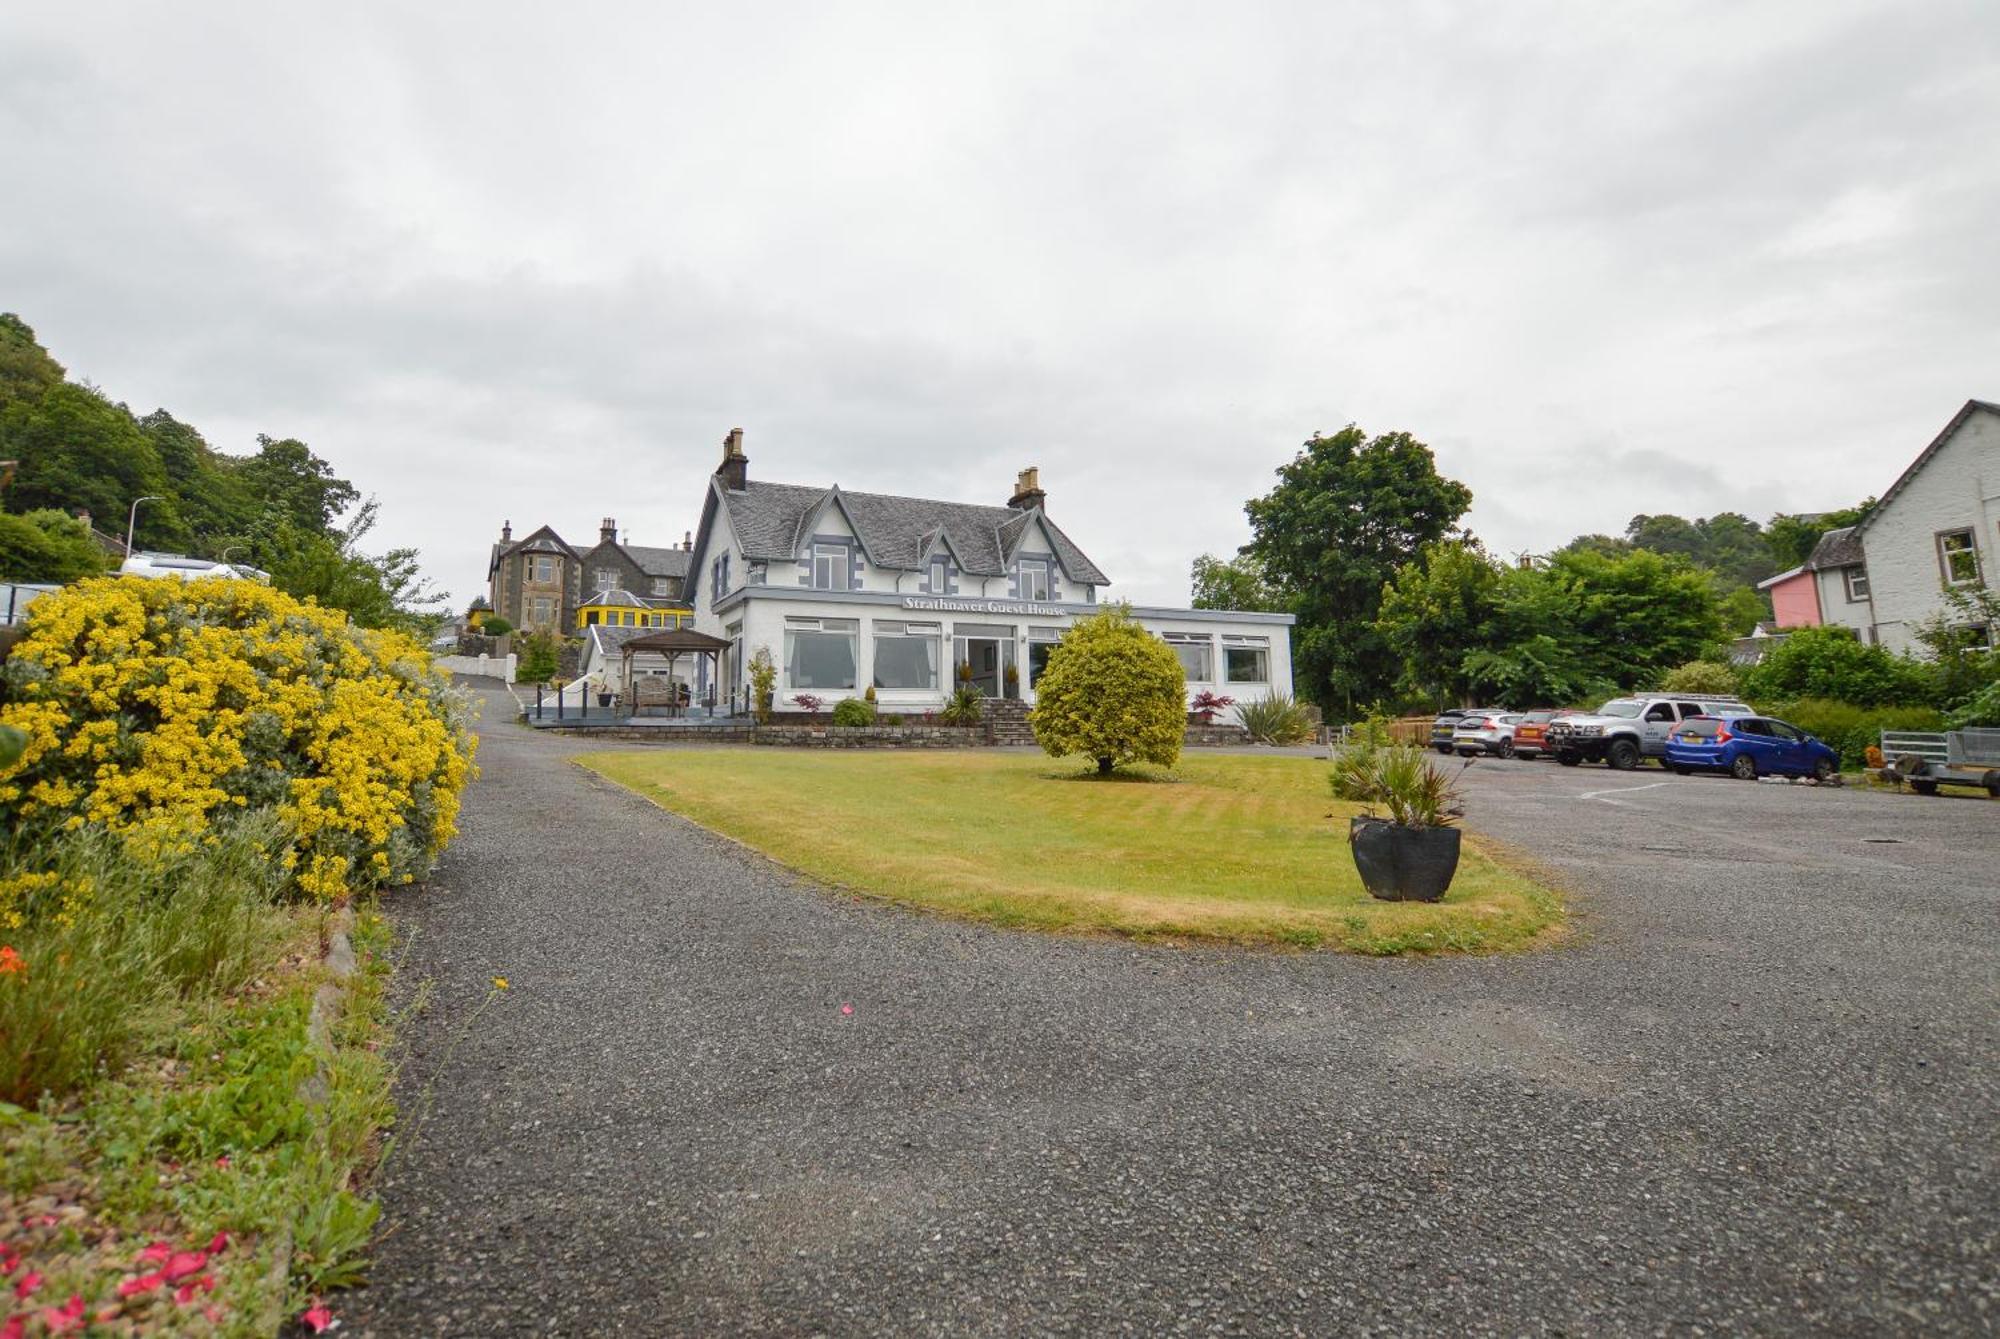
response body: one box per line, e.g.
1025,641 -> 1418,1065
1223,635 -> 1270,684
872,620 -> 942,691
784,617 -> 858,690
530,555 -> 557,583
1162,632 -> 1213,682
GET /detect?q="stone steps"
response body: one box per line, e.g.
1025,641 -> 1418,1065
982,698 -> 1038,745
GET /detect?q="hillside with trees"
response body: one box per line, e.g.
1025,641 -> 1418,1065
0,313 -> 442,629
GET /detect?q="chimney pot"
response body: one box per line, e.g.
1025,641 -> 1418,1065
501,519 -> 513,542
717,428 -> 749,489
601,517 -> 617,544
1007,465 -> 1046,510
683,530 -> 693,550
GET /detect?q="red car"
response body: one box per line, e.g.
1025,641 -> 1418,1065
1508,709 -> 1575,759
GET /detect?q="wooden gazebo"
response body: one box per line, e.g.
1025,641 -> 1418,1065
618,626 -> 733,715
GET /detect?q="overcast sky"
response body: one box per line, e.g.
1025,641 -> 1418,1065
3,2 -> 1996,606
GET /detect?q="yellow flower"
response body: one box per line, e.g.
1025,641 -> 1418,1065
491,976 -> 510,990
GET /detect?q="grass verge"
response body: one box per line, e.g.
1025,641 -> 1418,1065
1,828 -> 395,1336
580,749 -> 1564,953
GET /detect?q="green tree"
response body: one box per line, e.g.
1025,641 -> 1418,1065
1660,660 -> 1740,695
0,508 -> 112,582
515,631 -> 560,684
1028,606 -> 1186,775
1626,511 -> 1776,589
0,314 -> 64,409
1189,552 -> 1280,611
0,383 -> 182,547
1765,501 -> 1874,571
1541,547 -> 1724,687
264,498 -> 446,631
1737,626 -> 1932,707
1375,540 -> 1504,705
240,435 -> 359,535
139,410 -> 257,553
1717,583 -> 1768,637
1244,426 -> 1472,715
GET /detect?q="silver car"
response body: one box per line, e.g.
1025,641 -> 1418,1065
1453,710 -> 1523,758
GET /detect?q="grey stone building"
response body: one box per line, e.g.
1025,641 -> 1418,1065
487,517 -> 692,634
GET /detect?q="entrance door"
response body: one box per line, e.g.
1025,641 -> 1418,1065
955,637 -> 1004,697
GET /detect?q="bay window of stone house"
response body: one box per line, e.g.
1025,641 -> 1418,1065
531,555 -> 557,583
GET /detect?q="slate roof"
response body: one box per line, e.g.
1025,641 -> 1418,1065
1853,399 -> 2000,542
1805,525 -> 1864,570
578,589 -> 654,610
718,480 -> 1109,585
622,545 -> 691,578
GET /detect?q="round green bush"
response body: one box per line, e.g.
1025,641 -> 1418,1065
1028,606 -> 1185,775
831,697 -> 876,727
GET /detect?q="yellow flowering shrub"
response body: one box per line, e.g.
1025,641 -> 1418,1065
0,576 -> 475,913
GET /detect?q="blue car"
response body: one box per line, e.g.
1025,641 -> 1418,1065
1665,715 -> 1840,781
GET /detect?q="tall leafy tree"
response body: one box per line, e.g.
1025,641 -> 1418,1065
1542,546 -> 1723,685
1764,500 -> 1874,570
0,314 -> 65,409
240,435 -> 359,535
1,382 -> 184,547
1244,426 -> 1472,715
1625,511 -> 1775,589
0,508 -> 112,582
1189,552 -> 1280,611
1375,540 -> 1505,705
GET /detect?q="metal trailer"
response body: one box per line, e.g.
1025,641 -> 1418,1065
1881,728 -> 2000,797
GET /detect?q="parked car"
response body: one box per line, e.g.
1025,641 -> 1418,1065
1547,694 -> 1752,769
1453,711 -> 1523,758
1429,707 -> 1494,754
1508,709 -> 1573,759
1665,715 -> 1839,781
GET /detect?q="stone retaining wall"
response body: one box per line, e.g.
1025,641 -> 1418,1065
752,724 -> 990,748
1184,724 -> 1253,747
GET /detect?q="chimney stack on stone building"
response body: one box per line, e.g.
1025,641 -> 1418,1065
501,520 -> 512,542
717,428 -> 748,490
1007,466 -> 1045,511
600,517 -> 618,544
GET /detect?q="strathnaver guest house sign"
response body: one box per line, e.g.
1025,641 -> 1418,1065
901,596 -> 1067,617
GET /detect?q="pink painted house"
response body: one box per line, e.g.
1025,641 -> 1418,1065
1759,565 -> 1822,628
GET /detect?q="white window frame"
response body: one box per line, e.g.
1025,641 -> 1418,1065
1843,567 -> 1869,602
871,620 -> 943,692
1018,563 -> 1051,601
1161,632 -> 1214,683
1222,635 -> 1270,685
530,555 -> 557,583
783,616 -> 859,691
812,544 -> 849,591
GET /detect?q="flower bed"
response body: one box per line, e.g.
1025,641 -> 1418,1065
0,576 -> 475,909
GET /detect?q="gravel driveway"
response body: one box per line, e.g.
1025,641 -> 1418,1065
348,684 -> 1998,1336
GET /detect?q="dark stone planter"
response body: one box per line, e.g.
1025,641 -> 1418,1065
1348,816 -> 1462,902
597,692 -> 613,708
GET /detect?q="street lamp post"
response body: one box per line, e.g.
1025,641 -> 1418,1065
124,495 -> 162,559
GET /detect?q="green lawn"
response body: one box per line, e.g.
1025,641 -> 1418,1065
580,750 -> 1564,954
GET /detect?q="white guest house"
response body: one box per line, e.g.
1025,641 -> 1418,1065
680,429 -> 1294,715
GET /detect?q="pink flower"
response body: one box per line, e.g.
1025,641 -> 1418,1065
215,1155 -> 231,1169
13,1270 -> 41,1299
118,1270 -> 166,1297
163,1250 -> 207,1282
176,1281 -> 198,1305
40,1295 -> 85,1334
137,1241 -> 173,1264
0,1314 -> 20,1339
207,1231 -> 229,1253
204,1305 -> 224,1323
301,1301 -> 335,1332
840,1003 -> 854,1016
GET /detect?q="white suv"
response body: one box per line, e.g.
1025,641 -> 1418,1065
1546,694 -> 1752,770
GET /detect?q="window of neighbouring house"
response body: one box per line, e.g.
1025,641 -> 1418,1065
1939,530 -> 1980,586
1161,632 -> 1213,682
812,543 -> 850,591
651,576 -> 672,596
1222,635 -> 1270,684
594,568 -> 617,592
1844,567 -> 1869,601
530,596 -> 554,624
530,555 -> 557,583
710,553 -> 731,607
584,610 -> 599,625
784,617 -> 858,690
873,621 -> 942,691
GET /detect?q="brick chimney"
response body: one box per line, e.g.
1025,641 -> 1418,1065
717,428 -> 748,491
1007,466 -> 1045,511
501,519 -> 513,542
682,530 -> 692,550
600,517 -> 617,544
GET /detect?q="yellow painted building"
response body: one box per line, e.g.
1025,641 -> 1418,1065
576,589 -> 693,632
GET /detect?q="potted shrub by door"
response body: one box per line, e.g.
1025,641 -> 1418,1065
1189,690 -> 1235,725
1332,741 -> 1466,902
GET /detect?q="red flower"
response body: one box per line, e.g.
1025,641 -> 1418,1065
301,1301 -> 335,1332
118,1270 -> 166,1297
163,1250 -> 208,1282
0,1315 -> 19,1339
207,1231 -> 229,1253
176,1282 -> 198,1306
40,1295 -> 85,1334
13,1270 -> 41,1299
138,1241 -> 173,1264
0,946 -> 24,976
